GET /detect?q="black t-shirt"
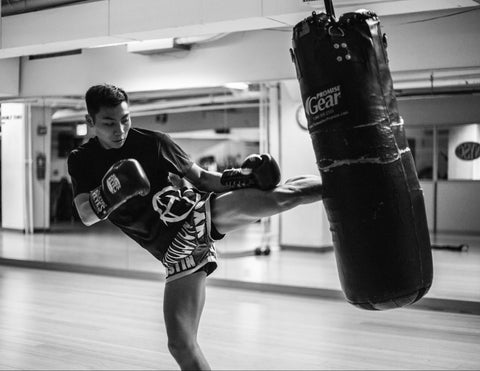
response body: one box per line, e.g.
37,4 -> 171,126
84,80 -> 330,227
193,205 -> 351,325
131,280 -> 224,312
67,128 -> 194,261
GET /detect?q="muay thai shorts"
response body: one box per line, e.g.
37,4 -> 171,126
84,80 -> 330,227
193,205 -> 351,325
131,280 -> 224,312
152,186 -> 224,283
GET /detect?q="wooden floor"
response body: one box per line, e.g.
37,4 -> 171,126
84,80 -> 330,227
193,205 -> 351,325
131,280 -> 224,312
0,265 -> 479,370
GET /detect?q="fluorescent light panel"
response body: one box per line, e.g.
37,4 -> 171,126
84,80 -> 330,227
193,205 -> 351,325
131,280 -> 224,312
126,38 -> 191,54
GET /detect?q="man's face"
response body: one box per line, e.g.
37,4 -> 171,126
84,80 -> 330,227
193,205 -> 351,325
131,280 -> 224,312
87,101 -> 131,149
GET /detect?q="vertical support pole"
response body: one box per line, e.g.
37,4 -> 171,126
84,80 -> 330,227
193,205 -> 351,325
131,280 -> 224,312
25,104 -> 35,234
432,125 -> 438,234
259,83 -> 282,253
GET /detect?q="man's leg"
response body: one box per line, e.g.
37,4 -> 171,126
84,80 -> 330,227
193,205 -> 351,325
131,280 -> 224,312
212,174 -> 323,234
163,270 -> 211,371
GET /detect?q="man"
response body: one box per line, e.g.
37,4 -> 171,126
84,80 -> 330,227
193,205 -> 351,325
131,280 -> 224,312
68,84 -> 323,370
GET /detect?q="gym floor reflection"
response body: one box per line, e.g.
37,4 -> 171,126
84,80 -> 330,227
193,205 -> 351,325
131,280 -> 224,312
0,221 -> 479,309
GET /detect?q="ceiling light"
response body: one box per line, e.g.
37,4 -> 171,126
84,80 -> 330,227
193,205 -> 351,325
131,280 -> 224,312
224,82 -> 249,90
76,123 -> 88,137
127,38 -> 191,55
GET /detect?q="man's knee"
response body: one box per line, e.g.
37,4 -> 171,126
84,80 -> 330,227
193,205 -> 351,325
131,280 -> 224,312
168,337 -> 197,362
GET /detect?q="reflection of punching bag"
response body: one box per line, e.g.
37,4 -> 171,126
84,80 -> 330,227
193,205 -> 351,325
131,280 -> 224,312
291,8 -> 433,310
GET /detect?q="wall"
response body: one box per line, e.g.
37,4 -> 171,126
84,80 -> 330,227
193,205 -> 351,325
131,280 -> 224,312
278,80 -> 333,249
437,181 -> 480,234
17,8 -> 480,97
0,58 -> 20,97
1,103 -> 28,230
447,124 -> 480,180
19,30 -> 297,97
1,103 -> 52,231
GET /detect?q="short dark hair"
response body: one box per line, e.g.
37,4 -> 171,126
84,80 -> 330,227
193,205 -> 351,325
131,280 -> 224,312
85,84 -> 129,118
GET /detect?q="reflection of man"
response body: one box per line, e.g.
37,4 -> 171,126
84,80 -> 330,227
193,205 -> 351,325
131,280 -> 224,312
68,84 -> 323,370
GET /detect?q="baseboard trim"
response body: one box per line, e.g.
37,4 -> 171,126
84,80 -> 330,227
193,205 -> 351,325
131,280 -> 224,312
1,257 -> 478,315
280,244 -> 334,253
0,257 -> 165,281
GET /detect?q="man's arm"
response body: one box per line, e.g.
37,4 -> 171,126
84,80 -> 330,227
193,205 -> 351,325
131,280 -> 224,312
184,154 -> 281,192
74,193 -> 102,226
184,163 -> 230,193
73,159 -> 150,226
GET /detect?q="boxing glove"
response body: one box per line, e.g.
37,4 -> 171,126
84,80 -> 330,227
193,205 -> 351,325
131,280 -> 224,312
89,159 -> 151,220
220,154 -> 281,190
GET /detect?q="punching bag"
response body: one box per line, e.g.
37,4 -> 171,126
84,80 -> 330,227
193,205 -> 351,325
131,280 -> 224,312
290,6 -> 433,310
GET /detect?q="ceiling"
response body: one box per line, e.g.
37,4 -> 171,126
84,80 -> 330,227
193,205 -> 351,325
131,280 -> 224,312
2,0 -> 479,60
1,0 -> 479,118
1,0 -> 86,16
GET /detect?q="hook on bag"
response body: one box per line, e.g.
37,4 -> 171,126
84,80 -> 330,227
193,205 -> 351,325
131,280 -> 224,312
328,25 -> 344,37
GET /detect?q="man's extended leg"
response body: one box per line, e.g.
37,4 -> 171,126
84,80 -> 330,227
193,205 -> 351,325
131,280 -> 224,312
212,174 -> 323,234
163,271 -> 211,371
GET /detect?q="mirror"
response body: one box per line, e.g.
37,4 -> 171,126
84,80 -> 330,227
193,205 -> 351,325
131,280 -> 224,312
1,81 -> 478,310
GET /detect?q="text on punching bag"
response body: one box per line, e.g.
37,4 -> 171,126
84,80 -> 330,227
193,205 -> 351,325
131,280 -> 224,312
305,85 -> 348,129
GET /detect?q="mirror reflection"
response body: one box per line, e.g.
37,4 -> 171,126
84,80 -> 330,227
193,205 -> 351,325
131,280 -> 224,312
1,81 -> 478,307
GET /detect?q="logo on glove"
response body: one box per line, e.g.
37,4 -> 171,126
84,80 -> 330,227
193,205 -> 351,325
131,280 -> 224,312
106,174 -> 122,194
90,188 -> 107,212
